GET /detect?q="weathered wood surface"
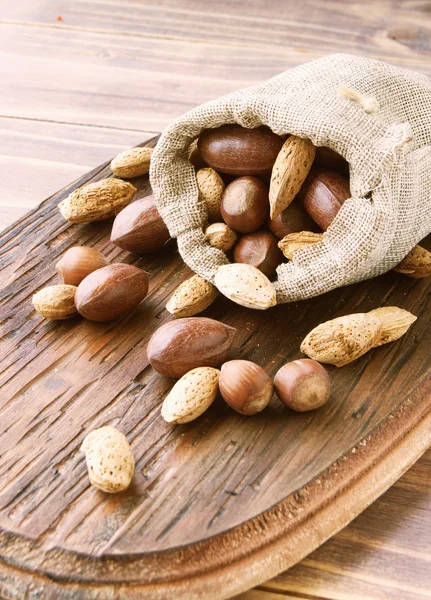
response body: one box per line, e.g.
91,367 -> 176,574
0,1 -> 430,598
0,135 -> 430,599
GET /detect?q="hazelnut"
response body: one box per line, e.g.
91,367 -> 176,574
219,360 -> 273,415
75,264 -> 149,322
301,169 -> 351,231
233,230 -> 284,280
55,246 -> 107,286
274,359 -> 331,412
205,223 -> 237,252
267,198 -> 320,239
221,176 -> 269,233
111,195 -> 170,254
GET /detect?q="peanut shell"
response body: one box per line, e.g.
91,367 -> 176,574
300,313 -> 382,367
166,274 -> 218,317
161,367 -> 220,424
369,307 -> 417,346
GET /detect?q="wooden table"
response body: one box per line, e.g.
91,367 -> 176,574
0,2 -> 429,598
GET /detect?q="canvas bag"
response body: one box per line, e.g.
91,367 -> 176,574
150,54 -> 431,304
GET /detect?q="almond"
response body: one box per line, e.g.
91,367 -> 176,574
392,245 -> 431,279
161,367 -> 220,424
214,263 -> 277,310
369,307 -> 417,346
278,231 -> 324,260
166,274 -> 218,317
81,426 -> 134,493
269,136 -> 316,219
205,223 -> 237,252
300,313 -> 382,367
59,178 -> 136,223
196,168 -> 225,222
110,147 -> 153,178
32,284 -> 78,320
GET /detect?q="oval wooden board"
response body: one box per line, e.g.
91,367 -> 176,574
0,136 -> 430,600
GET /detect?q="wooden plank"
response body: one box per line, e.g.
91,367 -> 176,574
0,118 -> 154,226
0,143 -> 430,599
0,19 -> 429,138
263,448 -> 431,600
0,0 -> 430,69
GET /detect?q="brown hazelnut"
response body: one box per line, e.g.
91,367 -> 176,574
147,317 -> 237,378
221,177 -> 269,233
75,264 -> 149,322
267,198 -> 320,239
233,230 -> 284,280
111,195 -> 170,254
274,359 -> 331,412
302,169 -> 351,231
197,125 -> 283,176
219,360 -> 273,415
55,246 -> 107,286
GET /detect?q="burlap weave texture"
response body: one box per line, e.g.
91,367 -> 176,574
150,54 -> 431,304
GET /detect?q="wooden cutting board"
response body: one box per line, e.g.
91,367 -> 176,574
0,135 -> 430,600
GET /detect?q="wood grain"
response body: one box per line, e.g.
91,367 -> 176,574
0,2 -> 430,598
0,138 -> 430,599
0,118 -> 155,225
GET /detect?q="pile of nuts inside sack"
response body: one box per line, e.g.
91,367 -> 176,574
31,125 -> 426,493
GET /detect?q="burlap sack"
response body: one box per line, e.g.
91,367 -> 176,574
150,54 -> 431,304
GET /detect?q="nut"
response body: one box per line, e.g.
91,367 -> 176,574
55,246 -> 107,286
219,360 -> 273,415
233,230 -> 283,280
393,245 -> 431,278
81,426 -> 134,493
269,136 -> 316,219
214,263 -> 277,310
75,264 -> 149,322
161,367 -> 220,423
369,307 -> 417,346
300,307 -> 416,367
196,168 -> 225,222
267,198 -> 319,239
166,274 -> 218,317
274,359 -> 331,412
189,141 -> 207,170
278,231 -> 324,260
32,285 -> 77,320
302,169 -> 351,230
110,147 -> 153,178
111,195 -> 170,254
58,178 -> 136,223
147,317 -> 237,378
300,313 -> 382,367
205,223 -> 237,252
221,176 -> 269,233
315,146 -> 348,174
198,124 -> 283,176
